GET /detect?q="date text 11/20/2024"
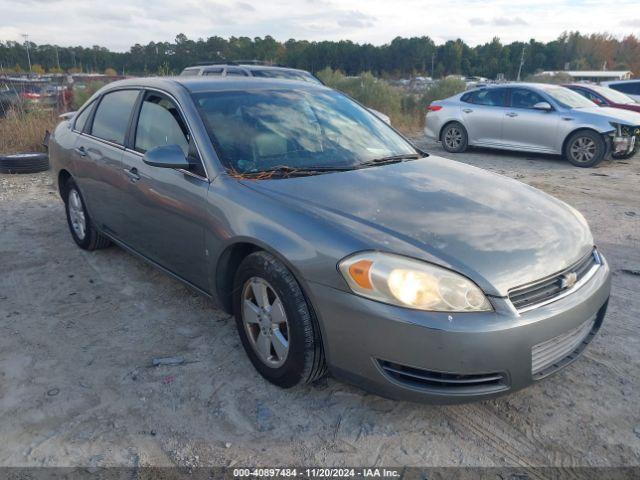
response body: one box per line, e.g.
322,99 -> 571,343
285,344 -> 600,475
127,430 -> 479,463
233,468 -> 401,478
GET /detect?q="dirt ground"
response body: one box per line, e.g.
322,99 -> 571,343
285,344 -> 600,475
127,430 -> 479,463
1,141 -> 639,469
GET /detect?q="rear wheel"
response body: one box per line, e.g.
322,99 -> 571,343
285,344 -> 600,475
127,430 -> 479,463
441,122 -> 468,153
64,179 -> 111,250
233,251 -> 326,388
564,130 -> 606,168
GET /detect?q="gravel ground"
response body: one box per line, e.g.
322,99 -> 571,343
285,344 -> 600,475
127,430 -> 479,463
0,142 -> 639,469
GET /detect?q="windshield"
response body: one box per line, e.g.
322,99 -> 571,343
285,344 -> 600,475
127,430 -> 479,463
589,85 -> 636,104
193,89 -> 417,174
541,86 -> 597,109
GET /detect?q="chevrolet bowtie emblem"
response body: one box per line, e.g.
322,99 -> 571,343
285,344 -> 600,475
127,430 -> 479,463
560,272 -> 578,289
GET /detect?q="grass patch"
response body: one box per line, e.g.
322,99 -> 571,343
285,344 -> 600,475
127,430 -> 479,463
0,108 -> 59,155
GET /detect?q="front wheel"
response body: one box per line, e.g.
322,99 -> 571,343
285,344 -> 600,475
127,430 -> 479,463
564,130 -> 606,168
441,122 -> 468,153
233,251 -> 326,388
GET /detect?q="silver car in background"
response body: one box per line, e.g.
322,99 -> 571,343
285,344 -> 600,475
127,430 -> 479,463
425,83 -> 640,167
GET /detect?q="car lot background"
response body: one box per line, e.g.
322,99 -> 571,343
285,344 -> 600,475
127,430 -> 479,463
0,142 -> 639,468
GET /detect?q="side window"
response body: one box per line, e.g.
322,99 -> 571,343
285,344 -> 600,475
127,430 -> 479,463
204,68 -> 223,76
470,88 -> 506,107
579,89 -> 604,105
134,93 -> 205,177
509,88 -> 546,109
461,92 -> 473,103
74,101 -> 95,132
225,68 -> 249,77
91,90 -> 139,145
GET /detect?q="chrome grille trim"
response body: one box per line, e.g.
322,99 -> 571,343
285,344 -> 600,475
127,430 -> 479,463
531,316 -> 596,376
509,250 -> 601,313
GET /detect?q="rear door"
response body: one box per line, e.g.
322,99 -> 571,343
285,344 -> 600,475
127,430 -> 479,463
119,90 -> 210,290
502,87 -> 560,153
460,88 -> 508,146
73,89 -> 140,233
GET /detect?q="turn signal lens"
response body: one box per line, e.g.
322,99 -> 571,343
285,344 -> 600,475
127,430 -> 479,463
348,259 -> 373,289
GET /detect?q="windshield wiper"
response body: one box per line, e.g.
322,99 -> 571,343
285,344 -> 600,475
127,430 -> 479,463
235,164 -> 356,179
358,153 -> 422,168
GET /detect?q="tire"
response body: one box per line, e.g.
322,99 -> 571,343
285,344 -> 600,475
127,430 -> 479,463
233,251 -> 326,388
0,152 -> 49,174
63,178 -> 111,250
441,122 -> 468,153
564,130 -> 606,168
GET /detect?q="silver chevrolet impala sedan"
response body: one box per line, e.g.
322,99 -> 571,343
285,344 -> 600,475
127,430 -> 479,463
425,83 -> 640,167
49,77 -> 611,403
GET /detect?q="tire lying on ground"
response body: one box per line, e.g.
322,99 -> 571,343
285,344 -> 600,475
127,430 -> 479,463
0,153 -> 50,174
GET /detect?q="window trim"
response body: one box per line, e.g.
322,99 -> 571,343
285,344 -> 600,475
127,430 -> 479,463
126,87 -> 209,182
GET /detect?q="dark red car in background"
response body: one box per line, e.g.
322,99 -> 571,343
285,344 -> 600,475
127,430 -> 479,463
564,83 -> 640,113
564,83 -> 640,159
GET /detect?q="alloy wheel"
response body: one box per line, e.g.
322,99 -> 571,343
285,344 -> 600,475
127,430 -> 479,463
68,189 -> 87,240
241,277 -> 290,368
570,137 -> 597,164
444,127 -> 463,150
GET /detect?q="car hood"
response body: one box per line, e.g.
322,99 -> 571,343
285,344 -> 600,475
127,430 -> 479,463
246,156 -> 594,296
578,106 -> 640,125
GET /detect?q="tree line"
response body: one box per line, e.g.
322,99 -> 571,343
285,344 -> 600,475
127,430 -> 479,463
1,32 -> 639,79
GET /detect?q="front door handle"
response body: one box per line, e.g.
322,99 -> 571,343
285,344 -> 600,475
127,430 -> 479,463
506,112 -> 518,117
124,167 -> 141,182
462,108 -> 473,113
75,146 -> 87,157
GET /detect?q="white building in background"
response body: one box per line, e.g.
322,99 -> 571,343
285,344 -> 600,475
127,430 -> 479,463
540,70 -> 633,83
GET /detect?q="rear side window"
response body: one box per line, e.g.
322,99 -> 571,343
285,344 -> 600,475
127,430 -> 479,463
91,90 -> 139,145
610,82 -> 640,95
225,68 -> 249,77
74,101 -> 95,132
180,69 -> 200,76
204,68 -> 223,76
465,88 -> 506,107
509,88 -> 546,109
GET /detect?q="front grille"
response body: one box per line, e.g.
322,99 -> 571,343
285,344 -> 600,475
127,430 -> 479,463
531,316 -> 597,378
509,250 -> 600,312
378,360 -> 508,395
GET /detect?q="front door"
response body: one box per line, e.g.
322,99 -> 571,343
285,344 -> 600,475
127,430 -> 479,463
502,88 -> 560,153
118,90 -> 210,290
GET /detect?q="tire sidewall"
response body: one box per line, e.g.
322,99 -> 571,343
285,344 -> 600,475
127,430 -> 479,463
565,131 -> 606,168
233,252 -> 313,388
441,122 -> 468,153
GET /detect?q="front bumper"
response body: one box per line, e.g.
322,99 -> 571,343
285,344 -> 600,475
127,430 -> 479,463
308,257 -> 611,404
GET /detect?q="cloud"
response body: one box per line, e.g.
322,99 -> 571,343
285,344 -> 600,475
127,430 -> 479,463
620,18 -> 640,27
235,1 -> 255,11
336,10 -> 376,28
469,16 -> 529,26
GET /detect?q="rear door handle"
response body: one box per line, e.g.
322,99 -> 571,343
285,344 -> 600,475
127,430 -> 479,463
124,167 -> 141,182
462,108 -> 473,113
75,146 -> 87,157
506,112 -> 518,117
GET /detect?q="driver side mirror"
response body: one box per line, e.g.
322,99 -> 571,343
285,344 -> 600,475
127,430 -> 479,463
143,144 -> 191,169
533,102 -> 553,112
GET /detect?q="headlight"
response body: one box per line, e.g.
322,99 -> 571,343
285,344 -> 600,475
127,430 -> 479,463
338,252 -> 492,312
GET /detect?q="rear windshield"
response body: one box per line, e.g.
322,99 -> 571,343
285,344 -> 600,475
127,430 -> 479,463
193,89 -> 416,174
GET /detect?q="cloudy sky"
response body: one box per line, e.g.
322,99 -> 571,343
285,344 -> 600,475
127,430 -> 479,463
1,0 -> 639,50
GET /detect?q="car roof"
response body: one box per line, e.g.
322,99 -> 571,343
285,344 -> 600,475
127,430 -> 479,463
184,64 -> 312,74
99,76 -> 330,95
